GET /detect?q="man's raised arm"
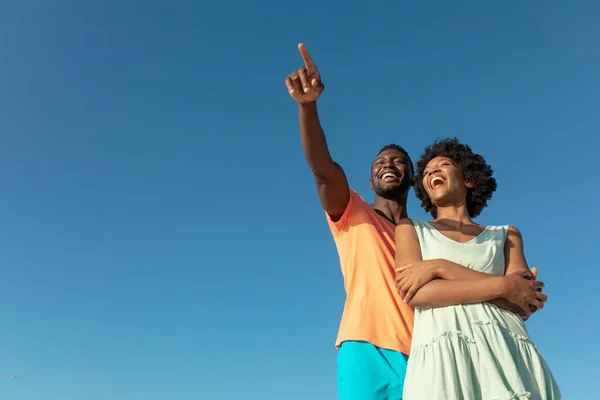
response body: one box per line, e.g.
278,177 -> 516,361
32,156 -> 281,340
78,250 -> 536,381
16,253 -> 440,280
285,43 -> 349,220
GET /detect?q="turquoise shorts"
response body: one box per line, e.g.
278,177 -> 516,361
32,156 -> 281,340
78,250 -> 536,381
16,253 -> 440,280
337,341 -> 409,400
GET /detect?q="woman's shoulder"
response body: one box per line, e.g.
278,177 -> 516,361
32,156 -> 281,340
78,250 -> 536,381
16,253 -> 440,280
484,224 -> 517,233
396,218 -> 433,231
481,224 -> 520,243
485,224 -> 511,230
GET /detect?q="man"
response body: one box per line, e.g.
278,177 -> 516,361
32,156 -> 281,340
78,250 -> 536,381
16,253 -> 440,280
285,43 -> 414,400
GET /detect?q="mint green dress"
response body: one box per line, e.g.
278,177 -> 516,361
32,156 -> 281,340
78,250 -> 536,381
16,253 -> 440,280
403,220 -> 562,400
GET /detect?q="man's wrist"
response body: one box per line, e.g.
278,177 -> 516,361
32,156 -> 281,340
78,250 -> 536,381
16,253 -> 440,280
298,101 -> 318,111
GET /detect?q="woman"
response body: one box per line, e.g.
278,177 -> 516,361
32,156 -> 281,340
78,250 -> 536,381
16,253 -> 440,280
395,138 -> 561,399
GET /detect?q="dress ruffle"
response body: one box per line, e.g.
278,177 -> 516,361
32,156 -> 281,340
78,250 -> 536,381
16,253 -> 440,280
404,318 -> 562,400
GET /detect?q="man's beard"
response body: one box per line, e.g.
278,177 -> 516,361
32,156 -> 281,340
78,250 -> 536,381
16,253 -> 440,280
374,180 -> 411,200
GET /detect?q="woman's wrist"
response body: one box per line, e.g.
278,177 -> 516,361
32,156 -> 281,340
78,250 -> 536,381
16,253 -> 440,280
428,259 -> 447,279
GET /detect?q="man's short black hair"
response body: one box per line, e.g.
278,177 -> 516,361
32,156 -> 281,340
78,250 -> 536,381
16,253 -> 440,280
376,144 -> 414,177
414,137 -> 497,218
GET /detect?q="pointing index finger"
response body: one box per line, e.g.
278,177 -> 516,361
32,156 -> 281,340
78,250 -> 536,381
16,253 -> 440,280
298,43 -> 316,69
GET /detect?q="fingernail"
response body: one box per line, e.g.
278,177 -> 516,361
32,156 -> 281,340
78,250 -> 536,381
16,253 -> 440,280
312,79 -> 318,86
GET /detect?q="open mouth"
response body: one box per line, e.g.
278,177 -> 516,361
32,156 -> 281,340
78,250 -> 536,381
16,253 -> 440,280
380,170 -> 401,183
430,176 -> 446,189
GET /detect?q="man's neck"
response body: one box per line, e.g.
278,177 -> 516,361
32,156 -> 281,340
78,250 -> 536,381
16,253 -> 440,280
372,196 -> 408,225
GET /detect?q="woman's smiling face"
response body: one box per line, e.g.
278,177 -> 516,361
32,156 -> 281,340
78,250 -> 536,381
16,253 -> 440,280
422,156 -> 471,206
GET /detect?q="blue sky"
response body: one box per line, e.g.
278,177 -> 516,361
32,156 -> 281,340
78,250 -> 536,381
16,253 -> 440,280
0,1 -> 598,399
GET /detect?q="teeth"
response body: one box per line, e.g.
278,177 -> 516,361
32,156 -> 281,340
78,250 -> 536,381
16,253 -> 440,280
382,172 -> 396,179
431,177 -> 444,187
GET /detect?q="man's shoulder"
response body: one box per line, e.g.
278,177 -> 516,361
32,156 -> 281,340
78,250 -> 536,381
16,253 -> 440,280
348,189 -> 374,210
326,189 -> 381,236
348,188 -> 366,201
347,190 -> 380,222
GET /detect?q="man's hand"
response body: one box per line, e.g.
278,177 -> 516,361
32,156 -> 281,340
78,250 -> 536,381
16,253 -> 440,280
285,43 -> 325,104
496,268 -> 544,321
395,260 -> 438,303
501,271 -> 547,318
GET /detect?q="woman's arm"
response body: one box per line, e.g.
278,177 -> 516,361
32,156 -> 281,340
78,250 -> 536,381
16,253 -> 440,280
407,277 -> 508,307
501,226 -> 546,315
396,226 -> 530,282
396,258 -> 530,315
504,226 -> 529,275
395,220 -> 545,312
395,219 -> 506,306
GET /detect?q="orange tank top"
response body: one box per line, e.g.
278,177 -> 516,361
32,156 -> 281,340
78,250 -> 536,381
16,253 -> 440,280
327,190 -> 414,354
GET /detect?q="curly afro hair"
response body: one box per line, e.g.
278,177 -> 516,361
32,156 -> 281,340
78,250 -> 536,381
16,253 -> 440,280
414,137 -> 497,218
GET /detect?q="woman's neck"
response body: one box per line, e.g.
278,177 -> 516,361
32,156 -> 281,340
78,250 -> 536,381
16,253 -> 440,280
434,205 -> 474,227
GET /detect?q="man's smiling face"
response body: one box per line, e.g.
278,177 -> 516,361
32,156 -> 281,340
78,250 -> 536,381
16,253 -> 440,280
370,148 -> 413,199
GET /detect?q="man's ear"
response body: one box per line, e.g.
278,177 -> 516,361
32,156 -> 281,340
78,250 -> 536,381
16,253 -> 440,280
369,178 -> 374,190
465,181 -> 474,189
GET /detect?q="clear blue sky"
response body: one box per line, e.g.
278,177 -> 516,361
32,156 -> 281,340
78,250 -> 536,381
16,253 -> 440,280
0,1 -> 598,399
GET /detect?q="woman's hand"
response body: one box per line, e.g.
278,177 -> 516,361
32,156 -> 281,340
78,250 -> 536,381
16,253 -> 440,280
395,260 -> 439,303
